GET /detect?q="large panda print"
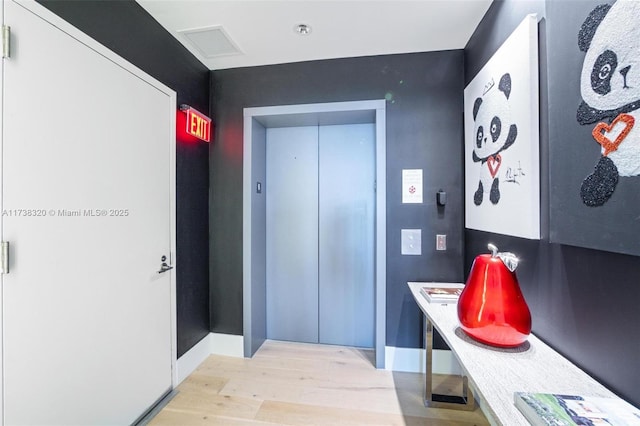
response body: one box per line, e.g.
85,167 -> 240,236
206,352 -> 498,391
577,0 -> 640,206
464,14 -> 540,239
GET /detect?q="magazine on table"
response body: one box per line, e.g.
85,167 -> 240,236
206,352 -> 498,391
413,282 -> 464,304
514,392 -> 640,426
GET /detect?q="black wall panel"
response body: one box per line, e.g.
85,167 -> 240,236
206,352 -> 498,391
465,0 -> 640,407
210,52 -> 465,348
37,0 -> 211,358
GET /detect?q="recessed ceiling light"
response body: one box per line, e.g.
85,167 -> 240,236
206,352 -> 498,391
294,24 -> 312,36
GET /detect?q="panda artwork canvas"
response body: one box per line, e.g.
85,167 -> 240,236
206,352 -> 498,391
548,0 -> 640,256
578,0 -> 640,207
464,14 -> 540,239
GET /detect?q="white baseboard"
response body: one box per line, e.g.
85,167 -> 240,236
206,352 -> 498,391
209,332 -> 244,357
385,346 -> 461,375
176,332 -> 244,385
176,334 -> 213,385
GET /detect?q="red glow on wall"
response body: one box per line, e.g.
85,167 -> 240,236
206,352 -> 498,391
176,111 -> 199,144
179,105 -> 212,143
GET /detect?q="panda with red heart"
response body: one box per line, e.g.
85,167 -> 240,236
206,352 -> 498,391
577,0 -> 640,206
471,73 -> 518,205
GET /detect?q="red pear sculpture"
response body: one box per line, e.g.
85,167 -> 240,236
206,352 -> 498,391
457,244 -> 531,347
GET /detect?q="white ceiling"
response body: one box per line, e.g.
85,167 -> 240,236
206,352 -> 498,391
136,0 -> 493,71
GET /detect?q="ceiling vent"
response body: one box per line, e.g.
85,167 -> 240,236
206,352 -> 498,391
179,26 -> 242,58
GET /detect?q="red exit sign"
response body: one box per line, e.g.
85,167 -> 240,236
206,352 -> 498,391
182,105 -> 212,142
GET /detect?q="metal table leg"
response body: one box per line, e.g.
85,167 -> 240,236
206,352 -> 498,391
424,316 -> 475,410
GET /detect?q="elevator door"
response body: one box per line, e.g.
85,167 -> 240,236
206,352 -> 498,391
266,126 -> 319,343
266,123 -> 375,348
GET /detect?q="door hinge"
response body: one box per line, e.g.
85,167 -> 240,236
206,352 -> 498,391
2,25 -> 10,59
1,241 -> 9,274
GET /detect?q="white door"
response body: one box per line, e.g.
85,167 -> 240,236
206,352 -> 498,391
1,1 -> 175,424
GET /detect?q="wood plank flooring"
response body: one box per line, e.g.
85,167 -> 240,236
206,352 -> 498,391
149,340 -> 489,425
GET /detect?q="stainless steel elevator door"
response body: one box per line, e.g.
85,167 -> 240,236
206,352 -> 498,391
318,124 -> 375,347
266,124 -> 375,348
266,126 -> 319,343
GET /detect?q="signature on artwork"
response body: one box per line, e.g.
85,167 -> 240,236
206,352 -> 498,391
505,161 -> 526,184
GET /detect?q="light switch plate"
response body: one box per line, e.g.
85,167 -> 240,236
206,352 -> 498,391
401,229 -> 421,255
436,234 -> 447,251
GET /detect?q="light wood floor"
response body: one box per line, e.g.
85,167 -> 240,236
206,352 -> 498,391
149,340 -> 489,425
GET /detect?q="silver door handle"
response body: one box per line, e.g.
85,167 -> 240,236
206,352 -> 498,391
158,255 -> 173,274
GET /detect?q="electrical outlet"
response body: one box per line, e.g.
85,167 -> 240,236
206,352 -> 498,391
436,234 -> 446,251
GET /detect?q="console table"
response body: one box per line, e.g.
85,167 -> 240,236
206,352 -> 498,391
408,282 -> 629,425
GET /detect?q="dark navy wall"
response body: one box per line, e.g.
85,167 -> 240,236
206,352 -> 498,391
210,52 -> 465,347
465,0 -> 640,407
38,0 -> 211,358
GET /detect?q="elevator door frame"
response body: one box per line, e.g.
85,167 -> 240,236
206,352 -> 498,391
243,100 -> 386,368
